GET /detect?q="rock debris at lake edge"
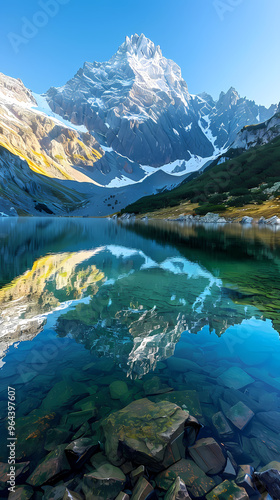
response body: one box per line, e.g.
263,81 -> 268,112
1,362 -> 280,499
114,212 -> 280,226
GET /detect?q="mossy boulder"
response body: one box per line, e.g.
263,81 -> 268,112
102,398 -> 191,471
205,480 -> 249,499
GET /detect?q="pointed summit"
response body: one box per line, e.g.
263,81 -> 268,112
119,33 -> 162,59
218,87 -> 240,106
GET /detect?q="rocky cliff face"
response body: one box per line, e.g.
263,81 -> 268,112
192,87 -> 277,150
0,73 -> 104,184
232,111 -> 280,149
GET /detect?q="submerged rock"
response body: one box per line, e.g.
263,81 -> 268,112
130,465 -> 145,486
205,480 -> 249,499
164,459 -> 216,498
236,465 -> 257,496
164,477 -> 191,500
102,398 -> 192,470
63,490 -> 83,500
256,411 -> 280,434
82,463 -> 126,500
40,380 -> 90,412
44,427 -> 72,452
188,437 -> 226,475
109,380 -> 129,400
115,493 -> 130,500
226,402 -> 254,430
148,390 -> 202,418
217,367 -> 254,390
0,462 -> 30,490
254,468 -> 280,500
26,445 -> 71,487
65,437 -> 100,468
143,376 -> 173,396
7,485 -> 33,500
212,411 -> 234,440
131,477 -> 154,500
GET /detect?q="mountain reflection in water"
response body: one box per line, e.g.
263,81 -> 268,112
0,218 -> 278,378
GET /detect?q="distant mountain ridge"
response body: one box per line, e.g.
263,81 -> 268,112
0,33 -> 278,216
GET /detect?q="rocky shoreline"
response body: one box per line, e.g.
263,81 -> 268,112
115,213 -> 280,226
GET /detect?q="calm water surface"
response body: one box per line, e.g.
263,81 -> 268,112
0,218 -> 280,477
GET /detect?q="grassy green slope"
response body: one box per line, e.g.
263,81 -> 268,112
123,136 -> 280,215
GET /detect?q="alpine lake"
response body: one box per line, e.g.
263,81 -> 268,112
0,217 -> 280,500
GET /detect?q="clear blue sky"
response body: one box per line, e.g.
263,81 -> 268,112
0,0 -> 279,107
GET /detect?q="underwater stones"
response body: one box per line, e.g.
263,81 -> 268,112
217,367 -> 254,390
254,468 -> 280,499
167,357 -> 202,374
131,477 -> 154,500
212,411 -> 234,440
115,493 -> 130,500
40,380 -> 89,412
130,465 -> 145,486
143,376 -> 173,396
7,485 -> 34,499
226,402 -> 254,430
155,469 -> 178,490
63,490 -> 83,500
26,445 -> 71,487
149,390 -> 202,418
256,411 -> 280,434
42,483 -> 67,499
205,480 -> 249,500
164,459 -> 215,498
65,437 -> 100,468
16,410 -> 57,459
223,458 -> 237,479
259,461 -> 280,472
82,463 -> 125,500
0,462 -> 30,490
164,477 -> 191,500
188,438 -> 226,475
62,409 -> 97,431
109,380 -> 129,400
44,427 -> 72,452
235,465 -> 256,496
102,398 -> 189,470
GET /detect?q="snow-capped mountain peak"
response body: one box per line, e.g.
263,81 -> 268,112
119,33 -> 162,60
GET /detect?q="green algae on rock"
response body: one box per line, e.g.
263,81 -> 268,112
102,398 -> 190,470
205,479 -> 249,500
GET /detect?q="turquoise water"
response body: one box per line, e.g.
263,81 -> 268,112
0,218 -> 280,487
